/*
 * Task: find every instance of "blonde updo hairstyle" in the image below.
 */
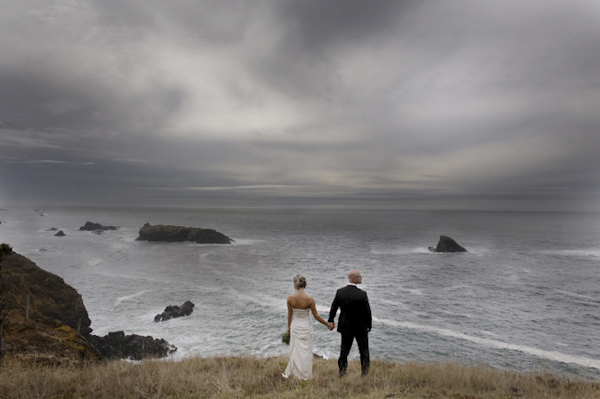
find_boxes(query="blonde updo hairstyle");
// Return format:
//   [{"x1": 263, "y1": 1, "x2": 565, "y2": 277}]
[{"x1": 293, "y1": 274, "x2": 307, "y2": 289}]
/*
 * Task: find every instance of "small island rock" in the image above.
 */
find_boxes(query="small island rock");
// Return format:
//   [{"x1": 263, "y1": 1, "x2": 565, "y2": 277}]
[
  {"x1": 155, "y1": 301, "x2": 195, "y2": 322},
  {"x1": 79, "y1": 221, "x2": 118, "y2": 232},
  {"x1": 137, "y1": 223, "x2": 233, "y2": 244},
  {"x1": 55, "y1": 230, "x2": 66, "y2": 237},
  {"x1": 428, "y1": 235, "x2": 467, "y2": 253}
]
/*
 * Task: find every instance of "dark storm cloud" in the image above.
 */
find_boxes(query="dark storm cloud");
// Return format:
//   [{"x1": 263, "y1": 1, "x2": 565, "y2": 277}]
[
  {"x1": 278, "y1": 0, "x2": 414, "y2": 47},
  {"x1": 1, "y1": 0, "x2": 599, "y2": 210},
  {"x1": 0, "y1": 62, "x2": 185, "y2": 133}
]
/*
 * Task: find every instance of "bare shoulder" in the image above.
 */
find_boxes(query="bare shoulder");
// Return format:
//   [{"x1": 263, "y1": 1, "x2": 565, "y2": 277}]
[{"x1": 288, "y1": 293, "x2": 302, "y2": 307}]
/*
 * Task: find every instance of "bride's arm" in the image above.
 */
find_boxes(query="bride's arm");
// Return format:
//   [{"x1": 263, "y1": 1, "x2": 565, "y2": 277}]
[
  {"x1": 287, "y1": 299, "x2": 293, "y2": 333},
  {"x1": 310, "y1": 299, "x2": 329, "y2": 327}
]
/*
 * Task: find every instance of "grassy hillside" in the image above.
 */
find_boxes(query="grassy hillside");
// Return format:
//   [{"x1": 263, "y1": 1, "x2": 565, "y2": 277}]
[{"x1": 1, "y1": 356, "x2": 598, "y2": 398}]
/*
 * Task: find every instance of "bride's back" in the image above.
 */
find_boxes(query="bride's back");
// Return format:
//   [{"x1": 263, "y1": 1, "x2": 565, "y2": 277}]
[{"x1": 288, "y1": 291, "x2": 313, "y2": 310}]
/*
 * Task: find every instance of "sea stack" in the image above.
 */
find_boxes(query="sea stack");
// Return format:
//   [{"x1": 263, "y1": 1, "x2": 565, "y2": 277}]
[{"x1": 428, "y1": 235, "x2": 467, "y2": 253}]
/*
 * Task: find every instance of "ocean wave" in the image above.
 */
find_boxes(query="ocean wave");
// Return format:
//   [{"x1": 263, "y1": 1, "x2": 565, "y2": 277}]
[
  {"x1": 87, "y1": 258, "x2": 105, "y2": 267},
  {"x1": 230, "y1": 239, "x2": 265, "y2": 245},
  {"x1": 554, "y1": 290, "x2": 600, "y2": 305},
  {"x1": 370, "y1": 246, "x2": 490, "y2": 256},
  {"x1": 375, "y1": 317, "x2": 600, "y2": 370},
  {"x1": 370, "y1": 247, "x2": 431, "y2": 255},
  {"x1": 402, "y1": 288, "x2": 424, "y2": 296},
  {"x1": 114, "y1": 290, "x2": 150, "y2": 307},
  {"x1": 540, "y1": 249, "x2": 600, "y2": 259}
]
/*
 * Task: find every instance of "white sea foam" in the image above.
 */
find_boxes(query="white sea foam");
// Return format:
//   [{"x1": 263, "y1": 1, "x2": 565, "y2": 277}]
[
  {"x1": 114, "y1": 290, "x2": 150, "y2": 307},
  {"x1": 87, "y1": 257, "x2": 105, "y2": 266},
  {"x1": 370, "y1": 247, "x2": 430, "y2": 255},
  {"x1": 463, "y1": 247, "x2": 490, "y2": 256},
  {"x1": 401, "y1": 288, "x2": 424, "y2": 296},
  {"x1": 438, "y1": 310, "x2": 471, "y2": 318},
  {"x1": 110, "y1": 242, "x2": 131, "y2": 251},
  {"x1": 375, "y1": 317, "x2": 600, "y2": 370},
  {"x1": 231, "y1": 289, "x2": 287, "y2": 311},
  {"x1": 231, "y1": 239, "x2": 264, "y2": 245},
  {"x1": 443, "y1": 284, "x2": 470, "y2": 292},
  {"x1": 555, "y1": 290, "x2": 599, "y2": 302},
  {"x1": 541, "y1": 249, "x2": 600, "y2": 259}
]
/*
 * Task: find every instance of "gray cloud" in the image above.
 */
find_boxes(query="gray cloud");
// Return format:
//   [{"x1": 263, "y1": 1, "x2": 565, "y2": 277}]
[{"x1": 1, "y1": 0, "x2": 599, "y2": 210}]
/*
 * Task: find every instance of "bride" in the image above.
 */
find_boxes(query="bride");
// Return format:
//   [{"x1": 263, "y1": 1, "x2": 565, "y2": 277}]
[{"x1": 283, "y1": 274, "x2": 331, "y2": 379}]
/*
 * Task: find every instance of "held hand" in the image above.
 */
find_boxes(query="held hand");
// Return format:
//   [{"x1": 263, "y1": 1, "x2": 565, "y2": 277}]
[{"x1": 327, "y1": 322, "x2": 335, "y2": 331}]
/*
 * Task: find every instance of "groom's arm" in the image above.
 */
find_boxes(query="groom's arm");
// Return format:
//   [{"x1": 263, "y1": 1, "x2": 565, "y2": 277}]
[
  {"x1": 364, "y1": 293, "x2": 372, "y2": 332},
  {"x1": 328, "y1": 290, "x2": 340, "y2": 323}
]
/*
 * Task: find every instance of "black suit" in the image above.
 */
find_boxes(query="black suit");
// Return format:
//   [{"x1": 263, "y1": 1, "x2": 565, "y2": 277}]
[{"x1": 328, "y1": 285, "x2": 372, "y2": 375}]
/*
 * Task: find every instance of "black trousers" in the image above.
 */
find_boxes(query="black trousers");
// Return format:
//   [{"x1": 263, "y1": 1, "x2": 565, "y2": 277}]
[{"x1": 338, "y1": 331, "x2": 369, "y2": 376}]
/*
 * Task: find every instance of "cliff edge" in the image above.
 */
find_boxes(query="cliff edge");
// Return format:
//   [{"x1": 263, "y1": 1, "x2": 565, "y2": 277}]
[{"x1": 0, "y1": 249, "x2": 100, "y2": 365}]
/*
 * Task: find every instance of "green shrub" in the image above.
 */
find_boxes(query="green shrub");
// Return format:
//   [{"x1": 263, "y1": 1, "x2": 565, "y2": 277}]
[
  {"x1": 0, "y1": 243, "x2": 12, "y2": 254},
  {"x1": 0, "y1": 244, "x2": 12, "y2": 262}
]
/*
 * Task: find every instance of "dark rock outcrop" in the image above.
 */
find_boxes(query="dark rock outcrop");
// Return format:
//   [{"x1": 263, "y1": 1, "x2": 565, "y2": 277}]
[
  {"x1": 0, "y1": 251, "x2": 100, "y2": 364},
  {"x1": 87, "y1": 331, "x2": 177, "y2": 360},
  {"x1": 55, "y1": 230, "x2": 66, "y2": 237},
  {"x1": 1, "y1": 251, "x2": 93, "y2": 336},
  {"x1": 154, "y1": 301, "x2": 195, "y2": 322},
  {"x1": 428, "y1": 235, "x2": 467, "y2": 253},
  {"x1": 137, "y1": 223, "x2": 233, "y2": 244},
  {"x1": 79, "y1": 222, "x2": 118, "y2": 232}
]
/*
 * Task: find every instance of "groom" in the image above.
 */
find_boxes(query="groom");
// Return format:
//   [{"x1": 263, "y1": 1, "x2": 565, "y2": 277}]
[{"x1": 328, "y1": 270, "x2": 372, "y2": 376}]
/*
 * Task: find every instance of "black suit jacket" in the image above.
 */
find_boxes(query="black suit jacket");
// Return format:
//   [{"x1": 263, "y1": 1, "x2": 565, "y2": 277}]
[{"x1": 328, "y1": 285, "x2": 372, "y2": 334}]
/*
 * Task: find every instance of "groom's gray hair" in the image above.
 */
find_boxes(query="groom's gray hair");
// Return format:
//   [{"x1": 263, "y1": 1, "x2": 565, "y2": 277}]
[{"x1": 293, "y1": 274, "x2": 307, "y2": 289}]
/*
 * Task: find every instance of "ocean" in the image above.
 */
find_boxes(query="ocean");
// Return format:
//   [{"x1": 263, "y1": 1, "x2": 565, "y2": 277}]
[{"x1": 1, "y1": 206, "x2": 599, "y2": 379}]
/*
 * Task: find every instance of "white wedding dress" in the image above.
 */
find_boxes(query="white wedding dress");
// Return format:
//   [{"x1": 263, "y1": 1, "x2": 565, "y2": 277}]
[{"x1": 283, "y1": 308, "x2": 313, "y2": 379}]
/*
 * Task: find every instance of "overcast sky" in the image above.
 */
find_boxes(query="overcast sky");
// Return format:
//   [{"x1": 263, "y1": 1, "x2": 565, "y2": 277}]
[{"x1": 1, "y1": 0, "x2": 599, "y2": 211}]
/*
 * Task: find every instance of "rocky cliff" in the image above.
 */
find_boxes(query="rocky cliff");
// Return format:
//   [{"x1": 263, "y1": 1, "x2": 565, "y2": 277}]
[{"x1": 0, "y1": 250, "x2": 100, "y2": 365}]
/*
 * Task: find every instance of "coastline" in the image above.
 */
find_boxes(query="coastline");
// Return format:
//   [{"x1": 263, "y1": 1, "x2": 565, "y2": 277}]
[{"x1": 2, "y1": 207, "x2": 599, "y2": 379}]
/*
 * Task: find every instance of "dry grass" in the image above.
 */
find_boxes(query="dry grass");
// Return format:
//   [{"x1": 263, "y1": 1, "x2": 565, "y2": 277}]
[{"x1": 0, "y1": 356, "x2": 599, "y2": 398}]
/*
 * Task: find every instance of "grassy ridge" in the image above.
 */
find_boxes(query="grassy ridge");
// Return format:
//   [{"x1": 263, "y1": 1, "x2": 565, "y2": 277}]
[{"x1": 0, "y1": 356, "x2": 598, "y2": 398}]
